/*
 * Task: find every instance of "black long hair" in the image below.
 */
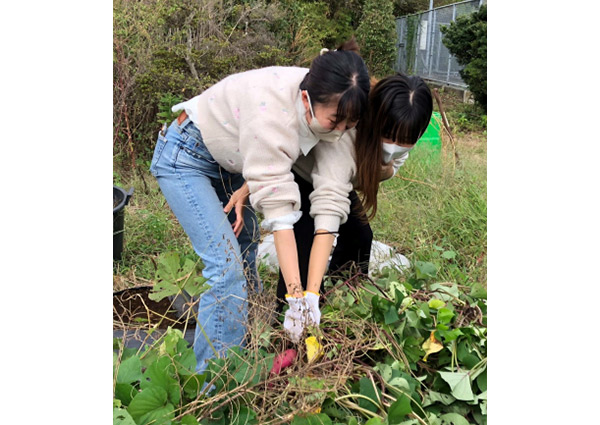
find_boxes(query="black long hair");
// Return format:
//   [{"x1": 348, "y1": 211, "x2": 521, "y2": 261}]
[
  {"x1": 355, "y1": 73, "x2": 433, "y2": 220},
  {"x1": 374, "y1": 75, "x2": 433, "y2": 145},
  {"x1": 299, "y1": 37, "x2": 370, "y2": 127}
]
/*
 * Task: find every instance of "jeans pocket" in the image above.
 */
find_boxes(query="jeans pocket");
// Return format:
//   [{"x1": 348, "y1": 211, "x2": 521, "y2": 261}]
[
  {"x1": 180, "y1": 145, "x2": 217, "y2": 164},
  {"x1": 178, "y1": 125, "x2": 217, "y2": 165},
  {"x1": 150, "y1": 132, "x2": 168, "y2": 176}
]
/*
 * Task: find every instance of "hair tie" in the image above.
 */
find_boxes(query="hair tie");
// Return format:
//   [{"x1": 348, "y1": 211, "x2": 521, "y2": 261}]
[{"x1": 320, "y1": 48, "x2": 329, "y2": 56}]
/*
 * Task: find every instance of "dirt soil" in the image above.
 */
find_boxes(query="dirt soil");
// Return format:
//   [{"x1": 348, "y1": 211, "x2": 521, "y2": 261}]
[{"x1": 113, "y1": 286, "x2": 188, "y2": 330}]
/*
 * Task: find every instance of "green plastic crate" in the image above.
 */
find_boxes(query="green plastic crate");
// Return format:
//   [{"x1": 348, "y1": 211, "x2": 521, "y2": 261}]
[{"x1": 412, "y1": 111, "x2": 442, "y2": 162}]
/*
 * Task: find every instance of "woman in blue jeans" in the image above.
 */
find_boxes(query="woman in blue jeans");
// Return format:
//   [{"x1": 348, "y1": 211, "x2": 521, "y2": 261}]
[{"x1": 150, "y1": 39, "x2": 370, "y2": 373}]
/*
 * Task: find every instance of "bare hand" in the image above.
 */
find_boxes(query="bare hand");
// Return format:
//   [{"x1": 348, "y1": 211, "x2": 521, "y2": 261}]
[
  {"x1": 380, "y1": 161, "x2": 395, "y2": 181},
  {"x1": 223, "y1": 182, "x2": 250, "y2": 238}
]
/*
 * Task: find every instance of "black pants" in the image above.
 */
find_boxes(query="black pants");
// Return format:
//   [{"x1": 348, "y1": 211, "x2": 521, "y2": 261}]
[{"x1": 275, "y1": 171, "x2": 373, "y2": 311}]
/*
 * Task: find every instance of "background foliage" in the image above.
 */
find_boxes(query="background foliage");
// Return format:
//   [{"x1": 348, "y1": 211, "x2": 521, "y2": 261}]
[
  {"x1": 114, "y1": 0, "x2": 485, "y2": 172},
  {"x1": 114, "y1": 0, "x2": 373, "y2": 172},
  {"x1": 440, "y1": 5, "x2": 487, "y2": 111}
]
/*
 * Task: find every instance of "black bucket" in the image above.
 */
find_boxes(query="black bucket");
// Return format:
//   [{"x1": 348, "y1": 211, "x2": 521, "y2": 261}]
[{"x1": 113, "y1": 185, "x2": 134, "y2": 261}]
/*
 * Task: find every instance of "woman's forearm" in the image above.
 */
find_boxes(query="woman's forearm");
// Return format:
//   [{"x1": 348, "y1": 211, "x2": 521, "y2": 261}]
[
  {"x1": 306, "y1": 230, "x2": 336, "y2": 293},
  {"x1": 273, "y1": 229, "x2": 304, "y2": 297}
]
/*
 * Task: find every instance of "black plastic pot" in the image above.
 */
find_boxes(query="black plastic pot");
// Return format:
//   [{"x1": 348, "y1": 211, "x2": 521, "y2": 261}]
[{"x1": 113, "y1": 185, "x2": 134, "y2": 261}]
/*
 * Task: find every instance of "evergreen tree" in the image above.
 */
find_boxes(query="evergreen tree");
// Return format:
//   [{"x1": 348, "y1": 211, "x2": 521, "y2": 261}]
[{"x1": 441, "y1": 5, "x2": 487, "y2": 111}]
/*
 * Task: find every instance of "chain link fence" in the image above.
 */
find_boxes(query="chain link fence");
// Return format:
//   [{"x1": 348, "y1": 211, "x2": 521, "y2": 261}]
[{"x1": 395, "y1": 0, "x2": 486, "y2": 88}]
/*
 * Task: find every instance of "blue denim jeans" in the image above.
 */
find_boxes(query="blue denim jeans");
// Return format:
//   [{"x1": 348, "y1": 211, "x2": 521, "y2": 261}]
[{"x1": 150, "y1": 117, "x2": 260, "y2": 373}]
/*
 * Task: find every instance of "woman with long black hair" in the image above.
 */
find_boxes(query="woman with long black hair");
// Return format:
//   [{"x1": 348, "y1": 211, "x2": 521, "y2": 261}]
[{"x1": 274, "y1": 73, "x2": 434, "y2": 308}]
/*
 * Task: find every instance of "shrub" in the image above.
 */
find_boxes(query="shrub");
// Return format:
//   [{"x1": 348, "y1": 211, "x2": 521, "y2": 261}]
[{"x1": 440, "y1": 5, "x2": 487, "y2": 111}]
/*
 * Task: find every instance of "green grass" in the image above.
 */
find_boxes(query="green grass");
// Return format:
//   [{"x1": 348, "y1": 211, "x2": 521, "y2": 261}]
[{"x1": 374, "y1": 139, "x2": 487, "y2": 286}]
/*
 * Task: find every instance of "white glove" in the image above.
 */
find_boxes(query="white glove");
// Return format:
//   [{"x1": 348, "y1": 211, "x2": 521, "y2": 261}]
[
  {"x1": 303, "y1": 291, "x2": 321, "y2": 324},
  {"x1": 283, "y1": 292, "x2": 321, "y2": 343}
]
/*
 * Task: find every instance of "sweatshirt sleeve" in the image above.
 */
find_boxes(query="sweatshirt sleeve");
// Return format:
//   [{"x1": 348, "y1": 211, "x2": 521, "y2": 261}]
[
  {"x1": 307, "y1": 133, "x2": 356, "y2": 232},
  {"x1": 380, "y1": 152, "x2": 410, "y2": 182},
  {"x1": 391, "y1": 152, "x2": 409, "y2": 176},
  {"x1": 239, "y1": 110, "x2": 302, "y2": 221}
]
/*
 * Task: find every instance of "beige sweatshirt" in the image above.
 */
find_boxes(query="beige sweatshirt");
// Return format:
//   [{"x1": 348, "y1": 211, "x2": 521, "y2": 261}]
[{"x1": 173, "y1": 66, "x2": 356, "y2": 232}]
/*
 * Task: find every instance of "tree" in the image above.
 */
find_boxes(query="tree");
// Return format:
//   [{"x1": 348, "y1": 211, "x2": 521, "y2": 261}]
[
  {"x1": 440, "y1": 5, "x2": 487, "y2": 111},
  {"x1": 356, "y1": 0, "x2": 397, "y2": 78}
]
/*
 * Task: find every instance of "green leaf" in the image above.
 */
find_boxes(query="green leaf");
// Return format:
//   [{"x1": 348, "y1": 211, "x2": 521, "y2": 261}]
[
  {"x1": 365, "y1": 418, "x2": 384, "y2": 425},
  {"x1": 114, "y1": 407, "x2": 137, "y2": 425},
  {"x1": 388, "y1": 377, "x2": 410, "y2": 391},
  {"x1": 418, "y1": 302, "x2": 430, "y2": 317},
  {"x1": 181, "y1": 372, "x2": 206, "y2": 400},
  {"x1": 230, "y1": 406, "x2": 258, "y2": 425},
  {"x1": 414, "y1": 261, "x2": 437, "y2": 280},
  {"x1": 384, "y1": 305, "x2": 400, "y2": 325},
  {"x1": 437, "y1": 308, "x2": 454, "y2": 325},
  {"x1": 387, "y1": 395, "x2": 412, "y2": 424},
  {"x1": 393, "y1": 287, "x2": 405, "y2": 307},
  {"x1": 182, "y1": 258, "x2": 208, "y2": 296},
  {"x1": 116, "y1": 355, "x2": 143, "y2": 384},
  {"x1": 457, "y1": 342, "x2": 481, "y2": 369},
  {"x1": 233, "y1": 361, "x2": 253, "y2": 385},
  {"x1": 151, "y1": 252, "x2": 207, "y2": 301},
  {"x1": 115, "y1": 383, "x2": 137, "y2": 406},
  {"x1": 128, "y1": 385, "x2": 175, "y2": 425},
  {"x1": 476, "y1": 372, "x2": 487, "y2": 392},
  {"x1": 206, "y1": 358, "x2": 227, "y2": 392},
  {"x1": 439, "y1": 328, "x2": 463, "y2": 342},
  {"x1": 438, "y1": 372, "x2": 474, "y2": 401},
  {"x1": 291, "y1": 413, "x2": 333, "y2": 425},
  {"x1": 161, "y1": 328, "x2": 184, "y2": 357},
  {"x1": 429, "y1": 283, "x2": 460, "y2": 302},
  {"x1": 439, "y1": 412, "x2": 470, "y2": 425},
  {"x1": 141, "y1": 356, "x2": 181, "y2": 405},
  {"x1": 469, "y1": 283, "x2": 487, "y2": 300},
  {"x1": 180, "y1": 415, "x2": 199, "y2": 425},
  {"x1": 442, "y1": 251, "x2": 456, "y2": 259},
  {"x1": 405, "y1": 310, "x2": 419, "y2": 327},
  {"x1": 199, "y1": 408, "x2": 226, "y2": 425},
  {"x1": 423, "y1": 390, "x2": 456, "y2": 407},
  {"x1": 358, "y1": 377, "x2": 381, "y2": 413},
  {"x1": 428, "y1": 299, "x2": 446, "y2": 309},
  {"x1": 174, "y1": 339, "x2": 198, "y2": 374},
  {"x1": 149, "y1": 280, "x2": 181, "y2": 301},
  {"x1": 377, "y1": 363, "x2": 393, "y2": 382}
]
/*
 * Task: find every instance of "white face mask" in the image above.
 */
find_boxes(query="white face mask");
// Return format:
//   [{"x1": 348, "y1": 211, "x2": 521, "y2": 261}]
[
  {"x1": 382, "y1": 142, "x2": 413, "y2": 164},
  {"x1": 304, "y1": 90, "x2": 345, "y2": 143}
]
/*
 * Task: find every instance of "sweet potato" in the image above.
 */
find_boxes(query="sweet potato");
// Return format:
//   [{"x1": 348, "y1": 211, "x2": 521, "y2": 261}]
[{"x1": 269, "y1": 348, "x2": 297, "y2": 375}]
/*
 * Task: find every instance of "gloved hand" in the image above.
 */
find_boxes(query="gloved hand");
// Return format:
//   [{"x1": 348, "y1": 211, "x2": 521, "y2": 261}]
[{"x1": 283, "y1": 291, "x2": 321, "y2": 343}]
